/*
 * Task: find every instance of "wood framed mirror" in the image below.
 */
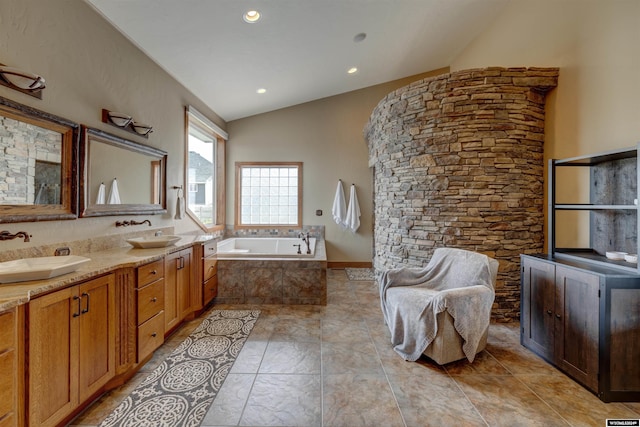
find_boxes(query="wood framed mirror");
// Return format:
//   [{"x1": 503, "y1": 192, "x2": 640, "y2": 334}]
[
  {"x1": 79, "y1": 126, "x2": 167, "y2": 217},
  {"x1": 0, "y1": 95, "x2": 79, "y2": 223}
]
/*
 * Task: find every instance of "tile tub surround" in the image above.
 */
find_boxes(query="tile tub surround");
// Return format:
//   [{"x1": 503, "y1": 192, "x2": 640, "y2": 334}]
[
  {"x1": 364, "y1": 67, "x2": 559, "y2": 322},
  {"x1": 217, "y1": 239, "x2": 327, "y2": 305}
]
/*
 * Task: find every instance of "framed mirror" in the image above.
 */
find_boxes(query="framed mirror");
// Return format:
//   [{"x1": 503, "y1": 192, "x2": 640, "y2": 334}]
[
  {"x1": 0, "y1": 95, "x2": 79, "y2": 223},
  {"x1": 80, "y1": 126, "x2": 167, "y2": 217}
]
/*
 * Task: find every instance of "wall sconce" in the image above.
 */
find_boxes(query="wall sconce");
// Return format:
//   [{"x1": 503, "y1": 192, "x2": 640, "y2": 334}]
[
  {"x1": 0, "y1": 64, "x2": 46, "y2": 99},
  {"x1": 106, "y1": 111, "x2": 132, "y2": 127},
  {"x1": 131, "y1": 121, "x2": 153, "y2": 136},
  {"x1": 102, "y1": 109, "x2": 153, "y2": 138}
]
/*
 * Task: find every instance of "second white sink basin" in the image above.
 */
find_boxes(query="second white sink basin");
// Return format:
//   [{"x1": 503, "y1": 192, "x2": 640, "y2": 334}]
[
  {"x1": 0, "y1": 255, "x2": 91, "y2": 284},
  {"x1": 126, "y1": 235, "x2": 181, "y2": 249}
]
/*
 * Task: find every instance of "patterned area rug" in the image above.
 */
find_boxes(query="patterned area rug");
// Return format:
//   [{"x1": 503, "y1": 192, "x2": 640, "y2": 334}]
[
  {"x1": 99, "y1": 309, "x2": 259, "y2": 427},
  {"x1": 345, "y1": 267, "x2": 375, "y2": 281}
]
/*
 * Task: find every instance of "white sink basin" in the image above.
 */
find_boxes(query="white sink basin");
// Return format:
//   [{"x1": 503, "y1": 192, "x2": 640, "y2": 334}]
[
  {"x1": 0, "y1": 255, "x2": 91, "y2": 284},
  {"x1": 126, "y1": 235, "x2": 181, "y2": 249}
]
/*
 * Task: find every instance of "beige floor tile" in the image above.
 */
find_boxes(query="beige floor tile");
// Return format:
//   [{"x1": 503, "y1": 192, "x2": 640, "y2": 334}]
[
  {"x1": 388, "y1": 373, "x2": 487, "y2": 427},
  {"x1": 259, "y1": 340, "x2": 321, "y2": 374},
  {"x1": 322, "y1": 340, "x2": 385, "y2": 375},
  {"x1": 323, "y1": 373, "x2": 405, "y2": 427},
  {"x1": 453, "y1": 375, "x2": 570, "y2": 426},
  {"x1": 240, "y1": 374, "x2": 321, "y2": 426},
  {"x1": 518, "y1": 373, "x2": 640, "y2": 426}
]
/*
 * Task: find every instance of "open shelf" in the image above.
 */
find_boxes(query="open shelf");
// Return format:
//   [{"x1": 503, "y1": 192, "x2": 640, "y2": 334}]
[{"x1": 549, "y1": 144, "x2": 640, "y2": 274}]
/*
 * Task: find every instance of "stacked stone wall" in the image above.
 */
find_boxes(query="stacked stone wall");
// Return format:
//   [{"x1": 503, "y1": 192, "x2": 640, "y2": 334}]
[{"x1": 364, "y1": 67, "x2": 559, "y2": 321}]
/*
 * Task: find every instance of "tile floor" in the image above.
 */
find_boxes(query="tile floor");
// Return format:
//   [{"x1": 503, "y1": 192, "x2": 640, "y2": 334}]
[{"x1": 71, "y1": 269, "x2": 640, "y2": 427}]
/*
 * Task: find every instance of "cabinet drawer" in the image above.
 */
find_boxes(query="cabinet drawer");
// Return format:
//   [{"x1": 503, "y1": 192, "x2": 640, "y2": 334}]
[
  {"x1": 137, "y1": 259, "x2": 164, "y2": 288},
  {"x1": 137, "y1": 278, "x2": 165, "y2": 325},
  {"x1": 0, "y1": 349, "x2": 15, "y2": 422},
  {"x1": 203, "y1": 257, "x2": 217, "y2": 281},
  {"x1": 0, "y1": 310, "x2": 15, "y2": 352},
  {"x1": 138, "y1": 311, "x2": 165, "y2": 362},
  {"x1": 203, "y1": 275, "x2": 218, "y2": 306},
  {"x1": 203, "y1": 240, "x2": 217, "y2": 256}
]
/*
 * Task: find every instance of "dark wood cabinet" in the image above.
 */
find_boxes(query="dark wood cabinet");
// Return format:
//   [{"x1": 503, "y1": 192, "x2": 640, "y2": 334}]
[{"x1": 521, "y1": 254, "x2": 640, "y2": 402}]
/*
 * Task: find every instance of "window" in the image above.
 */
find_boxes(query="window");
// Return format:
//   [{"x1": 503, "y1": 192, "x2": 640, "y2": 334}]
[
  {"x1": 185, "y1": 106, "x2": 227, "y2": 231},
  {"x1": 235, "y1": 162, "x2": 302, "y2": 228}
]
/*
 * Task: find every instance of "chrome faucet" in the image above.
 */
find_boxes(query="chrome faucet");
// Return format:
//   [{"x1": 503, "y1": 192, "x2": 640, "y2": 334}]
[
  {"x1": 0, "y1": 230, "x2": 31, "y2": 242},
  {"x1": 298, "y1": 232, "x2": 311, "y2": 254}
]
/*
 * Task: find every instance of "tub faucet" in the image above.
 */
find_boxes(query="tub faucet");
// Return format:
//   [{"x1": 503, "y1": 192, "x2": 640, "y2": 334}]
[
  {"x1": 298, "y1": 232, "x2": 311, "y2": 254},
  {"x1": 0, "y1": 230, "x2": 31, "y2": 242}
]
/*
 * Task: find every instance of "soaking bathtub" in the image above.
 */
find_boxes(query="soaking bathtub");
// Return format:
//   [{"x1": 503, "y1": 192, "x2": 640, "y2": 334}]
[
  {"x1": 217, "y1": 237, "x2": 317, "y2": 258},
  {"x1": 216, "y1": 236, "x2": 327, "y2": 305}
]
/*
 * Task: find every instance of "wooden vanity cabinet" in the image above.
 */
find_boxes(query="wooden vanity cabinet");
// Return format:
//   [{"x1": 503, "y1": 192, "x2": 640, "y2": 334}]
[
  {"x1": 0, "y1": 307, "x2": 22, "y2": 427},
  {"x1": 193, "y1": 240, "x2": 218, "y2": 311},
  {"x1": 521, "y1": 254, "x2": 640, "y2": 402},
  {"x1": 27, "y1": 273, "x2": 116, "y2": 427},
  {"x1": 164, "y1": 248, "x2": 193, "y2": 333},
  {"x1": 136, "y1": 259, "x2": 165, "y2": 362}
]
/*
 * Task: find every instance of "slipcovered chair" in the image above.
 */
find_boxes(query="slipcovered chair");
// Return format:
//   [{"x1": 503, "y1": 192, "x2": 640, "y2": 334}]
[{"x1": 379, "y1": 247, "x2": 499, "y2": 364}]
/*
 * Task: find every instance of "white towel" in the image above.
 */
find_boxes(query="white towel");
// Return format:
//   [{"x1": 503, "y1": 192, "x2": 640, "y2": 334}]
[
  {"x1": 332, "y1": 180, "x2": 347, "y2": 229},
  {"x1": 108, "y1": 178, "x2": 121, "y2": 204},
  {"x1": 174, "y1": 188, "x2": 185, "y2": 219},
  {"x1": 96, "y1": 182, "x2": 106, "y2": 204},
  {"x1": 346, "y1": 184, "x2": 361, "y2": 233}
]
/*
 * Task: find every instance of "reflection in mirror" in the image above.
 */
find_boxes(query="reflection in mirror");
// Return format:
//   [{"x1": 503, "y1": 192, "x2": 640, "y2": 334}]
[
  {"x1": 80, "y1": 126, "x2": 167, "y2": 217},
  {"x1": 0, "y1": 95, "x2": 78, "y2": 222}
]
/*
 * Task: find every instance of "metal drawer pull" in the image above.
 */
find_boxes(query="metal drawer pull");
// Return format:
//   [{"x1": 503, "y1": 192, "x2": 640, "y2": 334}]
[
  {"x1": 151, "y1": 269, "x2": 157, "y2": 275},
  {"x1": 546, "y1": 310, "x2": 552, "y2": 315},
  {"x1": 151, "y1": 332, "x2": 157, "y2": 338},
  {"x1": 72, "y1": 295, "x2": 81, "y2": 317},
  {"x1": 81, "y1": 292, "x2": 90, "y2": 314},
  {"x1": 151, "y1": 297, "x2": 157, "y2": 303}
]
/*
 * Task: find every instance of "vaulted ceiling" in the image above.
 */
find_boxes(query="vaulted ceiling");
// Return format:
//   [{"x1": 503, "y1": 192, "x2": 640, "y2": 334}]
[{"x1": 86, "y1": 0, "x2": 510, "y2": 121}]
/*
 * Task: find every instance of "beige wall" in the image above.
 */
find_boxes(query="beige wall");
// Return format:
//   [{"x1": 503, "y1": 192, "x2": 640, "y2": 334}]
[
  {"x1": 0, "y1": 0, "x2": 225, "y2": 251},
  {"x1": 227, "y1": 68, "x2": 447, "y2": 263},
  {"x1": 451, "y1": 0, "x2": 640, "y2": 250}
]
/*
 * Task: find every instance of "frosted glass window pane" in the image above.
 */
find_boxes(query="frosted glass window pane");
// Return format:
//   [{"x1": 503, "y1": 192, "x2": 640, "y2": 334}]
[{"x1": 238, "y1": 164, "x2": 301, "y2": 225}]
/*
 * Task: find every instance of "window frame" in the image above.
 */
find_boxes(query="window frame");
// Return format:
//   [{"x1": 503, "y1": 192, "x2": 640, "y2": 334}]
[
  {"x1": 185, "y1": 106, "x2": 227, "y2": 232},
  {"x1": 234, "y1": 161, "x2": 303, "y2": 229}
]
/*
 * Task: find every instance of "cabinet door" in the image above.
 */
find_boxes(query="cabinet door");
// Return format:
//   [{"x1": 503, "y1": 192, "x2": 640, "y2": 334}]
[
  {"x1": 28, "y1": 287, "x2": 79, "y2": 427},
  {"x1": 164, "y1": 251, "x2": 179, "y2": 332},
  {"x1": 77, "y1": 274, "x2": 116, "y2": 402},
  {"x1": 0, "y1": 309, "x2": 18, "y2": 427},
  {"x1": 178, "y1": 248, "x2": 192, "y2": 321},
  {"x1": 554, "y1": 265, "x2": 600, "y2": 392},
  {"x1": 521, "y1": 257, "x2": 556, "y2": 361}
]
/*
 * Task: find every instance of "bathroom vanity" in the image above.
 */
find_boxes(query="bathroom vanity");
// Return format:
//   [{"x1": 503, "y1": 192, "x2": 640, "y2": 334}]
[{"x1": 0, "y1": 235, "x2": 218, "y2": 427}]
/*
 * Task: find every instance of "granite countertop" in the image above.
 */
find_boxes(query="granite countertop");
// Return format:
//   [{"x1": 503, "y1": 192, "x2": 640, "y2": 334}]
[{"x1": 0, "y1": 234, "x2": 215, "y2": 312}]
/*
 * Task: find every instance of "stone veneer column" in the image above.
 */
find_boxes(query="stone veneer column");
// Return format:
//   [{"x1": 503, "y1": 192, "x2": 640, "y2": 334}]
[{"x1": 364, "y1": 67, "x2": 558, "y2": 321}]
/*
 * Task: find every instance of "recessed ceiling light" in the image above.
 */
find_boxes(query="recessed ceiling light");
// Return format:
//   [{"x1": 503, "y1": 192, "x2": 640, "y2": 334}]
[
  {"x1": 243, "y1": 10, "x2": 261, "y2": 23},
  {"x1": 256, "y1": 88, "x2": 267, "y2": 94},
  {"x1": 347, "y1": 67, "x2": 358, "y2": 74}
]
